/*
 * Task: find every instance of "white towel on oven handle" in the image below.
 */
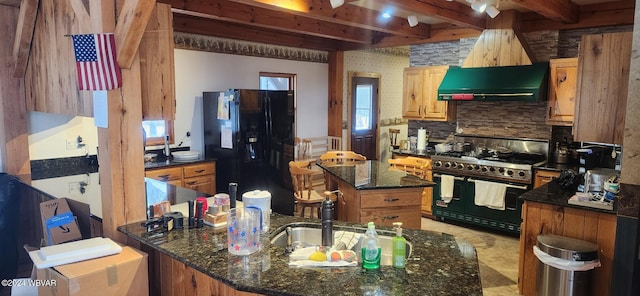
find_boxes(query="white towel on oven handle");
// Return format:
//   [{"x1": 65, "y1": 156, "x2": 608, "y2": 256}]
[
  {"x1": 474, "y1": 179, "x2": 507, "y2": 210},
  {"x1": 440, "y1": 174, "x2": 455, "y2": 203}
]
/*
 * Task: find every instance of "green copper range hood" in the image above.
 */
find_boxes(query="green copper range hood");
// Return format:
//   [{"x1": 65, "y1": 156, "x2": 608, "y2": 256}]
[{"x1": 438, "y1": 62, "x2": 549, "y2": 102}]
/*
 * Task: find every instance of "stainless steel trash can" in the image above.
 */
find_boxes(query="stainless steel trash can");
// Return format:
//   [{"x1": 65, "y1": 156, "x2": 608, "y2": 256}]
[{"x1": 535, "y1": 234, "x2": 600, "y2": 296}]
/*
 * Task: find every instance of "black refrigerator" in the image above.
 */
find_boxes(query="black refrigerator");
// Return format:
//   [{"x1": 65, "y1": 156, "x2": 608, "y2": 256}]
[{"x1": 202, "y1": 89, "x2": 295, "y2": 198}]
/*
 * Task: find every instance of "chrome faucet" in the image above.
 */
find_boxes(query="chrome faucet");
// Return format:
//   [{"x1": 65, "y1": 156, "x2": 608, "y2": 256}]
[{"x1": 322, "y1": 190, "x2": 342, "y2": 247}]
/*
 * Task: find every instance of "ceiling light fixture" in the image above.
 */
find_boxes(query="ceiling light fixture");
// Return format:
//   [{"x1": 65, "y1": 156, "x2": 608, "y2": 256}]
[
  {"x1": 486, "y1": 5, "x2": 500, "y2": 18},
  {"x1": 471, "y1": 1, "x2": 487, "y2": 13},
  {"x1": 407, "y1": 15, "x2": 418, "y2": 27},
  {"x1": 330, "y1": 0, "x2": 344, "y2": 9}
]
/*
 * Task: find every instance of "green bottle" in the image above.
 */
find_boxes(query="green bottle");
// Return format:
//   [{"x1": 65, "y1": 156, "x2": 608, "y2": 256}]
[
  {"x1": 362, "y1": 222, "x2": 381, "y2": 270},
  {"x1": 392, "y1": 222, "x2": 406, "y2": 269}
]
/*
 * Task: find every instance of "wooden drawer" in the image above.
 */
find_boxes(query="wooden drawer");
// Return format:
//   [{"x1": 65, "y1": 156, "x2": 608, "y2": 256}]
[
  {"x1": 360, "y1": 207, "x2": 421, "y2": 229},
  {"x1": 183, "y1": 162, "x2": 215, "y2": 178},
  {"x1": 184, "y1": 175, "x2": 215, "y2": 195},
  {"x1": 360, "y1": 190, "x2": 421, "y2": 209},
  {"x1": 146, "y1": 167, "x2": 182, "y2": 181}
]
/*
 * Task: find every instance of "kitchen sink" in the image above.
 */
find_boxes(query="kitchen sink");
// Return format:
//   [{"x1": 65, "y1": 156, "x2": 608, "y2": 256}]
[{"x1": 270, "y1": 222, "x2": 412, "y2": 266}]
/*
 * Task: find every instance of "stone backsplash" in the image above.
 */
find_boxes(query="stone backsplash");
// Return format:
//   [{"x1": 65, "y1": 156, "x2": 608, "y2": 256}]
[{"x1": 408, "y1": 25, "x2": 633, "y2": 141}]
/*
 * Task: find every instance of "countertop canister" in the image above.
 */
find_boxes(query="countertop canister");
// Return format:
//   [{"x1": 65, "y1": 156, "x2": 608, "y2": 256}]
[{"x1": 242, "y1": 190, "x2": 272, "y2": 233}]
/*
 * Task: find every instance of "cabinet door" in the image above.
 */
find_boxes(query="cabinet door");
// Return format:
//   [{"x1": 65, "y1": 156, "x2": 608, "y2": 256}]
[
  {"x1": 574, "y1": 32, "x2": 631, "y2": 144},
  {"x1": 533, "y1": 169, "x2": 560, "y2": 188},
  {"x1": 146, "y1": 167, "x2": 182, "y2": 182},
  {"x1": 423, "y1": 65, "x2": 454, "y2": 121},
  {"x1": 421, "y1": 187, "x2": 433, "y2": 217},
  {"x1": 402, "y1": 68, "x2": 424, "y2": 119},
  {"x1": 184, "y1": 176, "x2": 215, "y2": 195},
  {"x1": 547, "y1": 58, "x2": 577, "y2": 126}
]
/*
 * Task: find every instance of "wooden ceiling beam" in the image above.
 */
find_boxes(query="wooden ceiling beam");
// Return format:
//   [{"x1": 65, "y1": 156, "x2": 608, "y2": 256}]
[
  {"x1": 173, "y1": 13, "x2": 356, "y2": 51},
  {"x1": 382, "y1": 0, "x2": 486, "y2": 30},
  {"x1": 226, "y1": 0, "x2": 433, "y2": 39},
  {"x1": 373, "y1": 24, "x2": 481, "y2": 48},
  {"x1": 510, "y1": 0, "x2": 578, "y2": 23},
  {"x1": 520, "y1": 0, "x2": 634, "y2": 32},
  {"x1": 165, "y1": 0, "x2": 376, "y2": 44},
  {"x1": 114, "y1": 0, "x2": 156, "y2": 68},
  {"x1": 12, "y1": 0, "x2": 38, "y2": 78}
]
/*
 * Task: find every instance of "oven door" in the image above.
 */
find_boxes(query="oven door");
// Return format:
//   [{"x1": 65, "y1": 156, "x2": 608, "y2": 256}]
[
  {"x1": 467, "y1": 177, "x2": 529, "y2": 229},
  {"x1": 432, "y1": 173, "x2": 467, "y2": 215}
]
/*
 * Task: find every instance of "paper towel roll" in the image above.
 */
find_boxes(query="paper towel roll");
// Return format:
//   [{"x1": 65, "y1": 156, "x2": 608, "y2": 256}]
[{"x1": 417, "y1": 128, "x2": 427, "y2": 151}]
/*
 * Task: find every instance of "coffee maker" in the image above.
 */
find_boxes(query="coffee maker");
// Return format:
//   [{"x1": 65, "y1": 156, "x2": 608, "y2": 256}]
[{"x1": 575, "y1": 145, "x2": 618, "y2": 173}]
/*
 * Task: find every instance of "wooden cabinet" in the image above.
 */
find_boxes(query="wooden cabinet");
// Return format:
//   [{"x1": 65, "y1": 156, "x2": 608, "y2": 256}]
[
  {"x1": 533, "y1": 169, "x2": 560, "y2": 188},
  {"x1": 573, "y1": 32, "x2": 632, "y2": 144},
  {"x1": 402, "y1": 66, "x2": 455, "y2": 121},
  {"x1": 546, "y1": 58, "x2": 578, "y2": 126},
  {"x1": 390, "y1": 153, "x2": 434, "y2": 218},
  {"x1": 325, "y1": 173, "x2": 422, "y2": 229},
  {"x1": 146, "y1": 161, "x2": 216, "y2": 195},
  {"x1": 518, "y1": 201, "x2": 616, "y2": 296},
  {"x1": 140, "y1": 3, "x2": 175, "y2": 120}
]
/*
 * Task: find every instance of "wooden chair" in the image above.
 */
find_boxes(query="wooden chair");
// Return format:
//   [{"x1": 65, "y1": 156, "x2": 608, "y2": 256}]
[
  {"x1": 389, "y1": 128, "x2": 400, "y2": 149},
  {"x1": 319, "y1": 151, "x2": 366, "y2": 163},
  {"x1": 289, "y1": 160, "x2": 327, "y2": 218},
  {"x1": 388, "y1": 157, "x2": 431, "y2": 179}
]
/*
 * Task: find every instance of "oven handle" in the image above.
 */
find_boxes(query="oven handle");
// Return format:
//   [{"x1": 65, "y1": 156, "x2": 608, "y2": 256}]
[
  {"x1": 467, "y1": 178, "x2": 529, "y2": 190},
  {"x1": 433, "y1": 173, "x2": 465, "y2": 181}
]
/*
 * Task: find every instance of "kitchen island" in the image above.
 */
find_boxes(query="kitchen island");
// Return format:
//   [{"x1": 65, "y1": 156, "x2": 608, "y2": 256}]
[
  {"x1": 118, "y1": 212, "x2": 482, "y2": 296},
  {"x1": 317, "y1": 160, "x2": 435, "y2": 229},
  {"x1": 518, "y1": 182, "x2": 617, "y2": 296}
]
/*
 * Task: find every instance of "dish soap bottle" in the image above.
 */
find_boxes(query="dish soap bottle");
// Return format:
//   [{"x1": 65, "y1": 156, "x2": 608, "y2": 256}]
[
  {"x1": 392, "y1": 222, "x2": 406, "y2": 269},
  {"x1": 362, "y1": 222, "x2": 381, "y2": 270}
]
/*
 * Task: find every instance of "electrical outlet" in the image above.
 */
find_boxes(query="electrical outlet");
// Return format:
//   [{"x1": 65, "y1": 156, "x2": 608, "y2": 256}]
[{"x1": 66, "y1": 138, "x2": 76, "y2": 150}]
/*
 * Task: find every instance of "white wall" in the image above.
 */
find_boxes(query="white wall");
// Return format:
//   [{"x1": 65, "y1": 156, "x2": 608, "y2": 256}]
[
  {"x1": 25, "y1": 49, "x2": 328, "y2": 161},
  {"x1": 29, "y1": 112, "x2": 99, "y2": 160}
]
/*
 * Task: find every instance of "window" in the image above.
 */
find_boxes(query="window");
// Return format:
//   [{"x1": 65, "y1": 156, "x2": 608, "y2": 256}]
[
  {"x1": 354, "y1": 84, "x2": 373, "y2": 131},
  {"x1": 259, "y1": 72, "x2": 296, "y2": 91},
  {"x1": 143, "y1": 120, "x2": 174, "y2": 146}
]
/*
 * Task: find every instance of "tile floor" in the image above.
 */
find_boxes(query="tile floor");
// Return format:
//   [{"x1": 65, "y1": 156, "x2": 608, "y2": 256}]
[{"x1": 421, "y1": 218, "x2": 521, "y2": 296}]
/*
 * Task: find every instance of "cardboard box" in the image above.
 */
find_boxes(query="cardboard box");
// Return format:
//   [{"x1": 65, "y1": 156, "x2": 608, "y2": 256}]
[
  {"x1": 37, "y1": 246, "x2": 149, "y2": 296},
  {"x1": 40, "y1": 198, "x2": 83, "y2": 245}
]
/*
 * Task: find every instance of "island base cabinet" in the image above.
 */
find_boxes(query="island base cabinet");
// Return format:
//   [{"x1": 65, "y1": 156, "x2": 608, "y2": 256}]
[
  {"x1": 325, "y1": 173, "x2": 422, "y2": 229},
  {"x1": 518, "y1": 201, "x2": 616, "y2": 296},
  {"x1": 152, "y1": 251, "x2": 262, "y2": 296}
]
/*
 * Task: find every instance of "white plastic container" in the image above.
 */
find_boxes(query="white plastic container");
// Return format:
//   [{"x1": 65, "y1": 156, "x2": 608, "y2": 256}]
[{"x1": 242, "y1": 190, "x2": 272, "y2": 233}]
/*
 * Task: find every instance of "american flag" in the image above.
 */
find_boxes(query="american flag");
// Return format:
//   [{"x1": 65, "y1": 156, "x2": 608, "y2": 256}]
[{"x1": 71, "y1": 33, "x2": 122, "y2": 90}]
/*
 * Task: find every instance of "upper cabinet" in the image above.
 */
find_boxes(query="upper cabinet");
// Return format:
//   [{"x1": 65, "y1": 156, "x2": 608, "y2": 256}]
[
  {"x1": 140, "y1": 3, "x2": 176, "y2": 121},
  {"x1": 573, "y1": 32, "x2": 632, "y2": 145},
  {"x1": 546, "y1": 58, "x2": 578, "y2": 126},
  {"x1": 24, "y1": 2, "x2": 175, "y2": 120},
  {"x1": 402, "y1": 66, "x2": 455, "y2": 121}
]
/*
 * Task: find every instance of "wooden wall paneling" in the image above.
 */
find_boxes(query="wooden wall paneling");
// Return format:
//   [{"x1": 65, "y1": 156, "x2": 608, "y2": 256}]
[
  {"x1": 562, "y1": 207, "x2": 585, "y2": 238},
  {"x1": 593, "y1": 213, "x2": 617, "y2": 296},
  {"x1": 0, "y1": 5, "x2": 31, "y2": 179},
  {"x1": 114, "y1": 0, "x2": 156, "y2": 68},
  {"x1": 327, "y1": 51, "x2": 343, "y2": 138},
  {"x1": 139, "y1": 3, "x2": 175, "y2": 120},
  {"x1": 24, "y1": 0, "x2": 93, "y2": 116},
  {"x1": 519, "y1": 201, "x2": 540, "y2": 295}
]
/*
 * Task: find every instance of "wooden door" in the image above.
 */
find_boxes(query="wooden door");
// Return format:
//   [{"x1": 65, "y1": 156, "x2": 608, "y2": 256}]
[{"x1": 350, "y1": 76, "x2": 379, "y2": 160}]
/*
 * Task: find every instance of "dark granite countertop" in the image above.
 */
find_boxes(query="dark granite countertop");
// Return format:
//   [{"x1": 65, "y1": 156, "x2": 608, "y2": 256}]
[
  {"x1": 118, "y1": 213, "x2": 482, "y2": 296},
  {"x1": 533, "y1": 162, "x2": 580, "y2": 172},
  {"x1": 144, "y1": 157, "x2": 216, "y2": 170},
  {"x1": 519, "y1": 181, "x2": 617, "y2": 215},
  {"x1": 316, "y1": 160, "x2": 434, "y2": 190}
]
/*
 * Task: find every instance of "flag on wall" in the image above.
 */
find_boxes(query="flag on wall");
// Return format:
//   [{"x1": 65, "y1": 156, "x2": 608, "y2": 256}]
[{"x1": 71, "y1": 33, "x2": 122, "y2": 90}]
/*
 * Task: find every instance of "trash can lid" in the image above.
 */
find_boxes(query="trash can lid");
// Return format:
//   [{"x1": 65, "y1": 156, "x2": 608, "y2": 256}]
[{"x1": 537, "y1": 234, "x2": 599, "y2": 261}]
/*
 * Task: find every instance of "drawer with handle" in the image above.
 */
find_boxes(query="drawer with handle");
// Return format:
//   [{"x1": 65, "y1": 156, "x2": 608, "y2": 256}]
[
  {"x1": 183, "y1": 162, "x2": 216, "y2": 178},
  {"x1": 360, "y1": 208, "x2": 421, "y2": 229},
  {"x1": 360, "y1": 189, "x2": 421, "y2": 209},
  {"x1": 145, "y1": 167, "x2": 182, "y2": 181}
]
